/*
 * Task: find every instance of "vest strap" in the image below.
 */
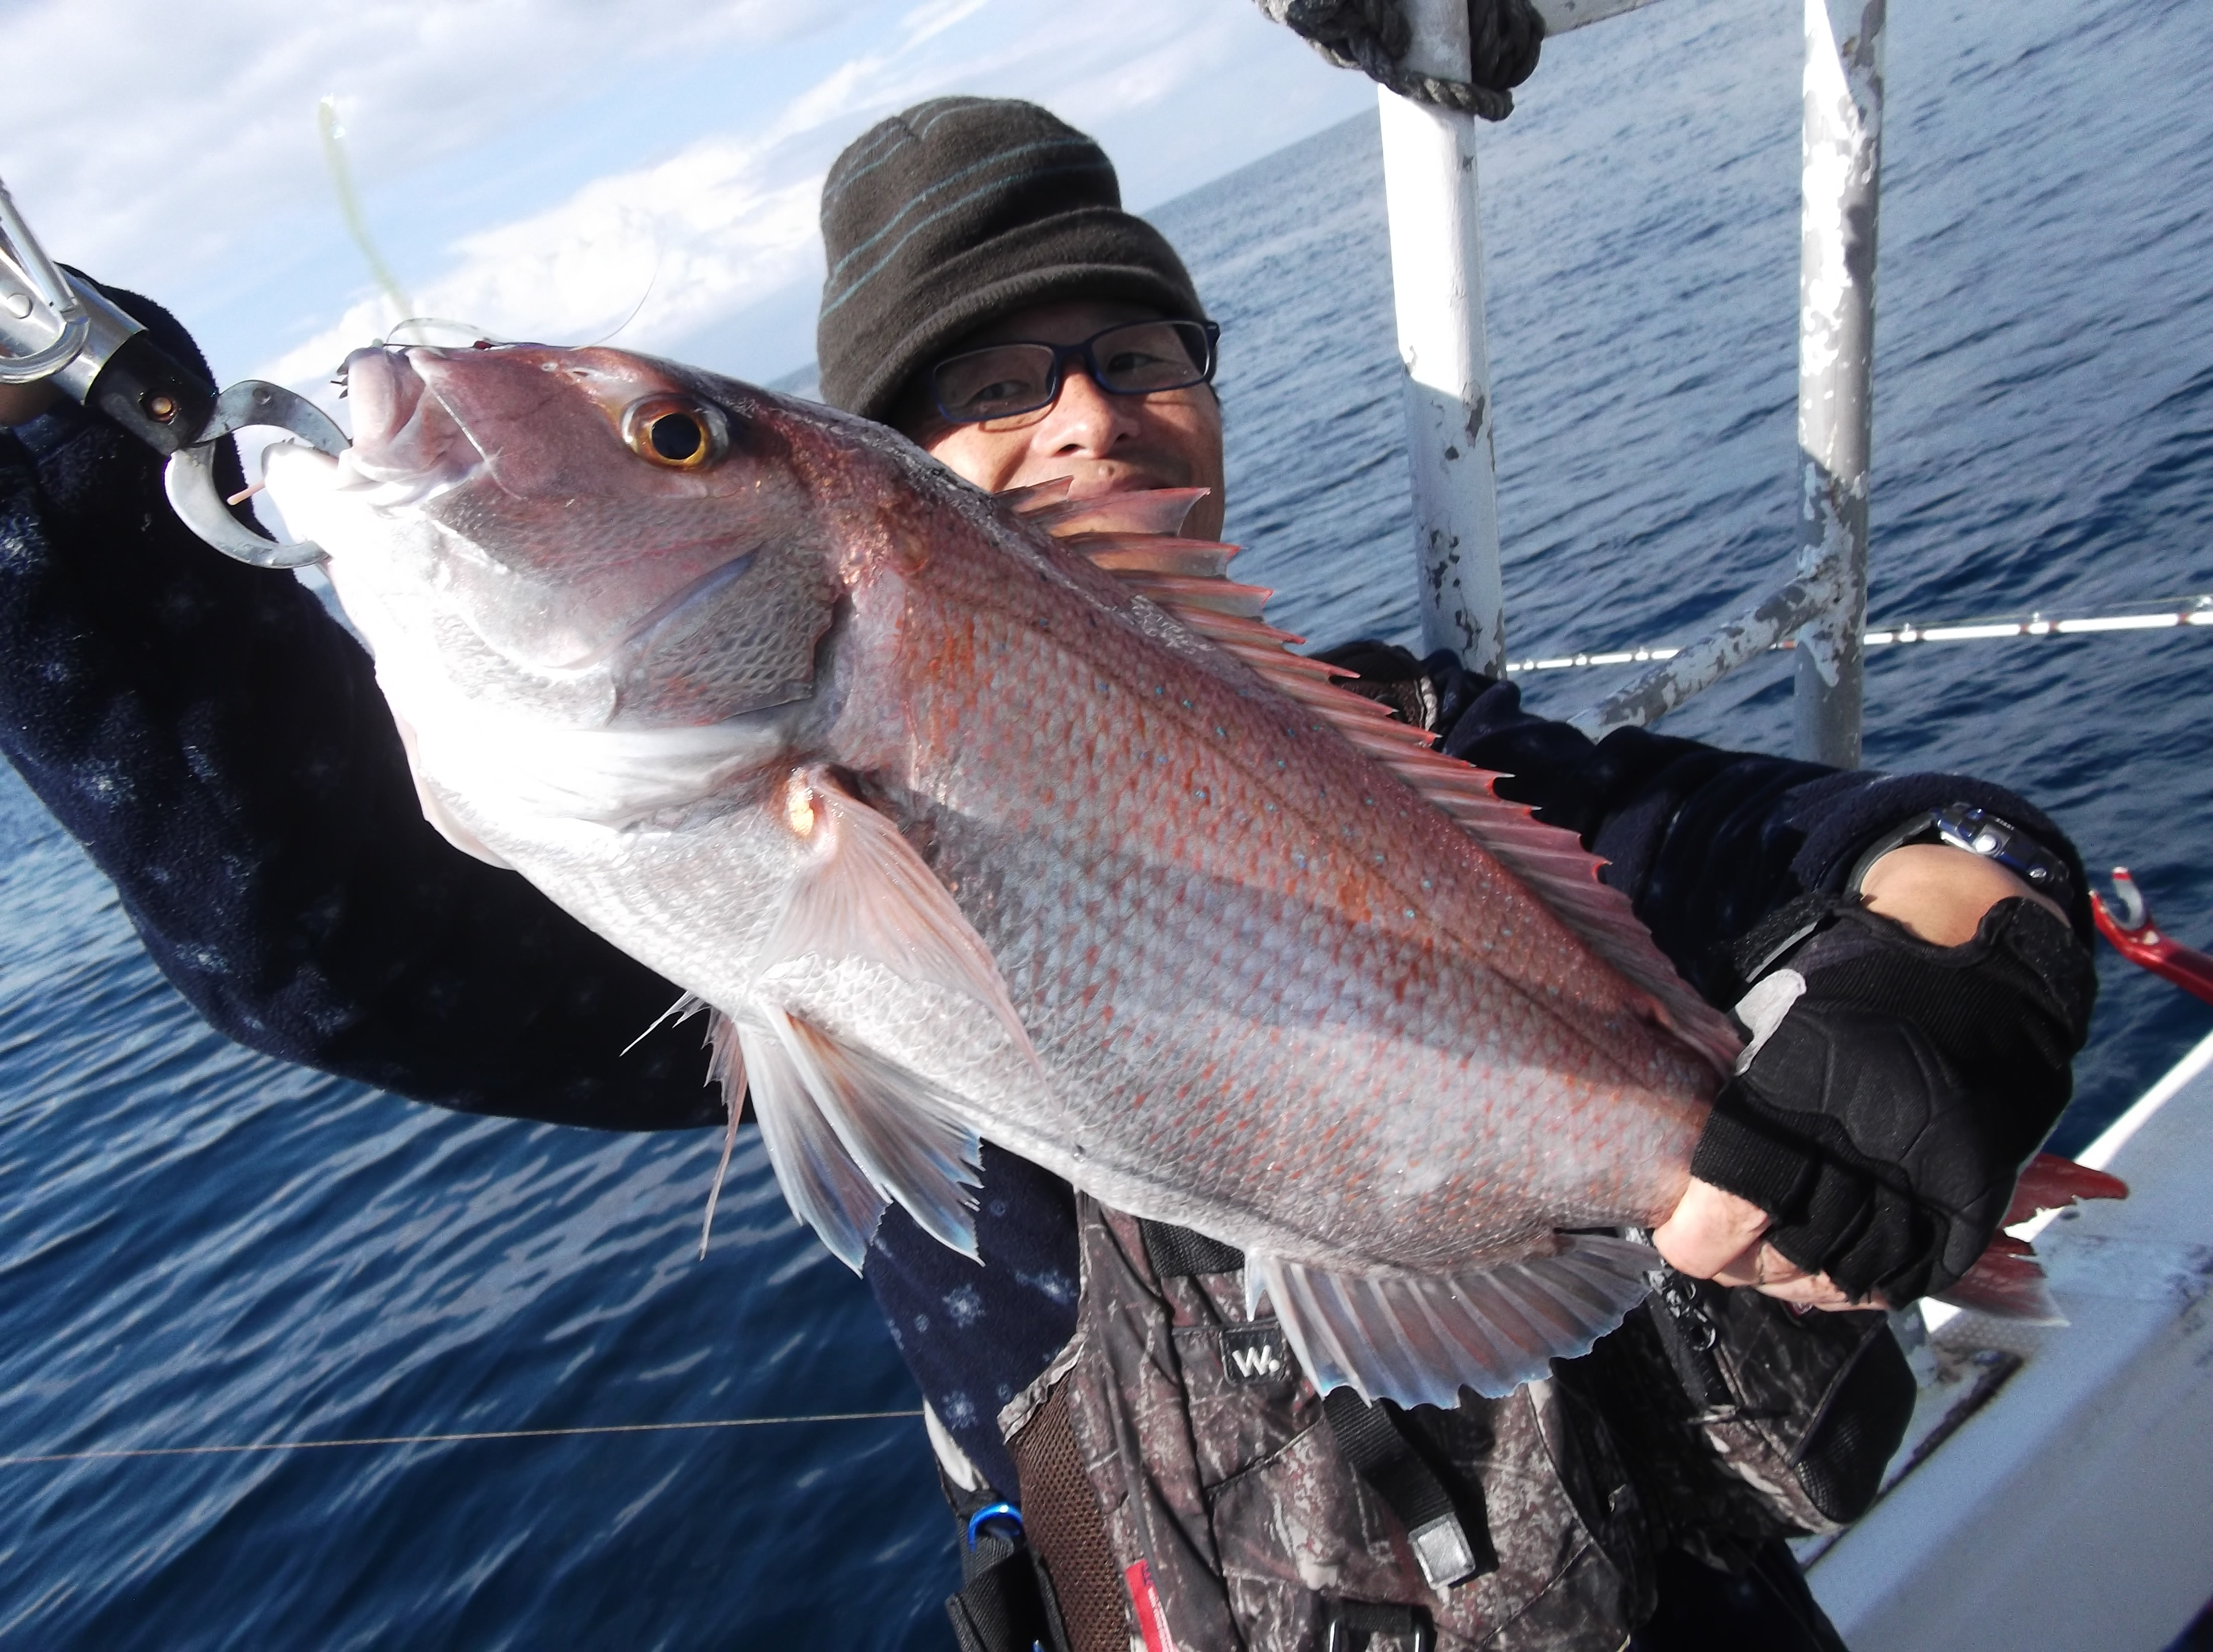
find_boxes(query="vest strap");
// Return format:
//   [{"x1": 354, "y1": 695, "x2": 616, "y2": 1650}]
[
  {"x1": 1320, "y1": 1387, "x2": 1497, "y2": 1591},
  {"x1": 943, "y1": 1495, "x2": 1071, "y2": 1652}
]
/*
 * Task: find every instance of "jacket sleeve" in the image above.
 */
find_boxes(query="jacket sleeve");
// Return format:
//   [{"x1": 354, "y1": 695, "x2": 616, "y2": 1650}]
[{"x1": 0, "y1": 285, "x2": 719, "y2": 1131}]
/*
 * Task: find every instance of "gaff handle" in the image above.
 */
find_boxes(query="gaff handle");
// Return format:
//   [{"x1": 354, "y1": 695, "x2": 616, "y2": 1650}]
[{"x1": 2092, "y1": 868, "x2": 2213, "y2": 1007}]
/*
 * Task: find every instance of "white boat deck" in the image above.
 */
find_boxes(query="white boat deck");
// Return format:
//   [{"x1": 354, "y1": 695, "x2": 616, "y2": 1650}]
[{"x1": 1806, "y1": 1030, "x2": 2213, "y2": 1650}]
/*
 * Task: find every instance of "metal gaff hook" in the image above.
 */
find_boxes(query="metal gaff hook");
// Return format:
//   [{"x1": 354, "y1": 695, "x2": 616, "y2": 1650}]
[
  {"x1": 163, "y1": 382, "x2": 348, "y2": 569},
  {"x1": 2, "y1": 171, "x2": 346, "y2": 569},
  {"x1": 0, "y1": 177, "x2": 88, "y2": 384},
  {"x1": 2091, "y1": 867, "x2": 2213, "y2": 1007}
]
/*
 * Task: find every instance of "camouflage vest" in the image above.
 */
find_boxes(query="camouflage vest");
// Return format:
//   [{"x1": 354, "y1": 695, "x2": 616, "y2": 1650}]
[{"x1": 950, "y1": 1194, "x2": 1910, "y2": 1652}]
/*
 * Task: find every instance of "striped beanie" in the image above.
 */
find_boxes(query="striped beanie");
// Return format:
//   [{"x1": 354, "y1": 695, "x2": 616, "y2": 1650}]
[{"x1": 815, "y1": 97, "x2": 1205, "y2": 423}]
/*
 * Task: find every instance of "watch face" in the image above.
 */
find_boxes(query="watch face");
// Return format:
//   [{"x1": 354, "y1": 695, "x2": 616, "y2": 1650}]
[{"x1": 1932, "y1": 804, "x2": 2071, "y2": 902}]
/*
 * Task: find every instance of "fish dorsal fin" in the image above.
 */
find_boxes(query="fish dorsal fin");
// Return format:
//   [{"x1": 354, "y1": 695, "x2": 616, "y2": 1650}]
[
  {"x1": 1014, "y1": 486, "x2": 1742, "y2": 1073},
  {"x1": 1251, "y1": 1235, "x2": 1659, "y2": 1407},
  {"x1": 1024, "y1": 486, "x2": 1211, "y2": 536},
  {"x1": 996, "y1": 477, "x2": 1073, "y2": 515}
]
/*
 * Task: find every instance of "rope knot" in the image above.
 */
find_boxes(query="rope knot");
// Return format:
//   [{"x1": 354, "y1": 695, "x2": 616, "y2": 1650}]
[{"x1": 1255, "y1": 0, "x2": 1546, "y2": 121}]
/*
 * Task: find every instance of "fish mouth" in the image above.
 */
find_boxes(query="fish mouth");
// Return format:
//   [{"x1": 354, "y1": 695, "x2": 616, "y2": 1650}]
[{"x1": 333, "y1": 346, "x2": 480, "y2": 505}]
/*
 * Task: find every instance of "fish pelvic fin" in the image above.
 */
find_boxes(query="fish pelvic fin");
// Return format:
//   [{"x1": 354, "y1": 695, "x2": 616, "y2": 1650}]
[
  {"x1": 731, "y1": 1011, "x2": 892, "y2": 1272},
  {"x1": 1251, "y1": 1235, "x2": 1658, "y2": 1408},
  {"x1": 697, "y1": 1011, "x2": 748, "y2": 1259},
  {"x1": 1010, "y1": 484, "x2": 1742, "y2": 1075}
]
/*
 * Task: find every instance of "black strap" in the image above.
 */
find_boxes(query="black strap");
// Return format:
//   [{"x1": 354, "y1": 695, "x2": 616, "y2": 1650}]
[
  {"x1": 1321, "y1": 1388, "x2": 1496, "y2": 1591},
  {"x1": 943, "y1": 1494, "x2": 1070, "y2": 1652},
  {"x1": 1139, "y1": 1218, "x2": 1245, "y2": 1278}
]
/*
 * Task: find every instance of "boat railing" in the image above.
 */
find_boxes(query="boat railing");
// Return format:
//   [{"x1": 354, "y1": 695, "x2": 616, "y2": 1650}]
[{"x1": 1377, "y1": 0, "x2": 1880, "y2": 764}]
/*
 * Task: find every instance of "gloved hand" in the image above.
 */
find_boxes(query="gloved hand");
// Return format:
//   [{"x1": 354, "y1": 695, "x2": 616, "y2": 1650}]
[{"x1": 1686, "y1": 892, "x2": 2097, "y2": 1305}]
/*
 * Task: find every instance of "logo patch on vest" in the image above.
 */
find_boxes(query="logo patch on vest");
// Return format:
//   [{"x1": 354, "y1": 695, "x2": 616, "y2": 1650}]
[{"x1": 1220, "y1": 1322, "x2": 1293, "y2": 1385}]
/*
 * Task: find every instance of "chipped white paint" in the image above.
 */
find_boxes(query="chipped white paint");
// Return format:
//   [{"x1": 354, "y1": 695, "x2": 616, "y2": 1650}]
[
  {"x1": 1530, "y1": 0, "x2": 1665, "y2": 33},
  {"x1": 1379, "y1": 0, "x2": 1507, "y2": 675},
  {"x1": 1791, "y1": 0, "x2": 1885, "y2": 764}
]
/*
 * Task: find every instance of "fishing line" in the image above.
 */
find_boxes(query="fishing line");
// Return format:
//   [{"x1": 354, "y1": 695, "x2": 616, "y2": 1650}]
[
  {"x1": 580, "y1": 241, "x2": 663, "y2": 349},
  {"x1": 0, "y1": 1409, "x2": 924, "y2": 1470},
  {"x1": 317, "y1": 96, "x2": 414, "y2": 327}
]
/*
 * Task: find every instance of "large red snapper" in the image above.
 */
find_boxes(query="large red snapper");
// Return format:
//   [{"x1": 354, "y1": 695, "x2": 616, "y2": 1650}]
[{"x1": 265, "y1": 341, "x2": 1748, "y2": 1406}]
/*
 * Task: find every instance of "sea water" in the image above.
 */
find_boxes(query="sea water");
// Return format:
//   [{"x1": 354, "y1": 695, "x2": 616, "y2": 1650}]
[{"x1": 0, "y1": 0, "x2": 2206, "y2": 1642}]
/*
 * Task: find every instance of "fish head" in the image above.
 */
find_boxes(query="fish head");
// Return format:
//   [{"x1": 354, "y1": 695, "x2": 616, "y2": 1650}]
[{"x1": 265, "y1": 342, "x2": 844, "y2": 729}]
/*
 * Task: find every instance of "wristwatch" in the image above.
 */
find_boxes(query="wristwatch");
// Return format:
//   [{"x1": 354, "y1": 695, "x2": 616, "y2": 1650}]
[{"x1": 1847, "y1": 803, "x2": 2075, "y2": 909}]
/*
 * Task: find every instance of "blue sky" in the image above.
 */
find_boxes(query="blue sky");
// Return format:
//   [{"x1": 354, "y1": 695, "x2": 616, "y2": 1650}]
[{"x1": 0, "y1": 0, "x2": 1376, "y2": 393}]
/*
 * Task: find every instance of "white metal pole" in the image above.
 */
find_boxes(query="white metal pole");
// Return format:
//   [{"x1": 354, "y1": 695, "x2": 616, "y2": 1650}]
[
  {"x1": 1379, "y1": 1, "x2": 1507, "y2": 677},
  {"x1": 1791, "y1": 0, "x2": 1885, "y2": 766}
]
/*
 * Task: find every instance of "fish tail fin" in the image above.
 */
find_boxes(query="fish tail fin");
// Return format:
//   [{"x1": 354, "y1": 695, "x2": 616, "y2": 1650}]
[
  {"x1": 1251, "y1": 1235, "x2": 1658, "y2": 1408},
  {"x1": 1930, "y1": 1239, "x2": 2065, "y2": 1324},
  {"x1": 1922, "y1": 1152, "x2": 2129, "y2": 1322},
  {"x1": 2005, "y1": 1151, "x2": 2128, "y2": 1225}
]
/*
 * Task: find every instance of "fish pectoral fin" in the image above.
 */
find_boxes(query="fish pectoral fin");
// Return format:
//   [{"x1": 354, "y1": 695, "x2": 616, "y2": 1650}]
[
  {"x1": 729, "y1": 1009, "x2": 893, "y2": 1273},
  {"x1": 1251, "y1": 1235, "x2": 1658, "y2": 1408},
  {"x1": 767, "y1": 767, "x2": 1041, "y2": 1073}
]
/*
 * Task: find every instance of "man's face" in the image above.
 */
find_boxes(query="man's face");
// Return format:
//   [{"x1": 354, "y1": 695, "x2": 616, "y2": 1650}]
[{"x1": 898, "y1": 299, "x2": 1227, "y2": 542}]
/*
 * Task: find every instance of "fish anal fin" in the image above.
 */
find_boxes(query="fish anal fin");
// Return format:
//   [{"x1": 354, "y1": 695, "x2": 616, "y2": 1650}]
[{"x1": 1252, "y1": 1235, "x2": 1657, "y2": 1407}]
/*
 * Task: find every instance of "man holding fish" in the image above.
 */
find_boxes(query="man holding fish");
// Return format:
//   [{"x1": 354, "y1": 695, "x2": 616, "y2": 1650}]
[{"x1": 0, "y1": 96, "x2": 2095, "y2": 1652}]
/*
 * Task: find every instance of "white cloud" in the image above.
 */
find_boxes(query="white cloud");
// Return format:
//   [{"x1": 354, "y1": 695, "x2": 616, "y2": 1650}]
[{"x1": 3, "y1": 0, "x2": 1373, "y2": 394}]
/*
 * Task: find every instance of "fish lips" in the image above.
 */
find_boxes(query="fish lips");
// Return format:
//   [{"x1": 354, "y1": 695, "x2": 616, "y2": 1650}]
[{"x1": 339, "y1": 346, "x2": 478, "y2": 496}]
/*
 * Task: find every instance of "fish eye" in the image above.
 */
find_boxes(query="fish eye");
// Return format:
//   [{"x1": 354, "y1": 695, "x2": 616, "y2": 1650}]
[{"x1": 620, "y1": 395, "x2": 729, "y2": 471}]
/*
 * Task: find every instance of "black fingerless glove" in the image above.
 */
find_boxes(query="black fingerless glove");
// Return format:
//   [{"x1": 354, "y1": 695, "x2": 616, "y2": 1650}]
[{"x1": 1690, "y1": 895, "x2": 2097, "y2": 1304}]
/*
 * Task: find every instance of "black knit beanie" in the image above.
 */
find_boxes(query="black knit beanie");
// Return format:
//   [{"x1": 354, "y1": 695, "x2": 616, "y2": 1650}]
[{"x1": 816, "y1": 97, "x2": 1206, "y2": 422}]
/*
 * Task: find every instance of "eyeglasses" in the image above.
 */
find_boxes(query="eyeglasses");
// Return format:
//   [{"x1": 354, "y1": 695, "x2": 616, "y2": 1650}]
[{"x1": 928, "y1": 318, "x2": 1221, "y2": 425}]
